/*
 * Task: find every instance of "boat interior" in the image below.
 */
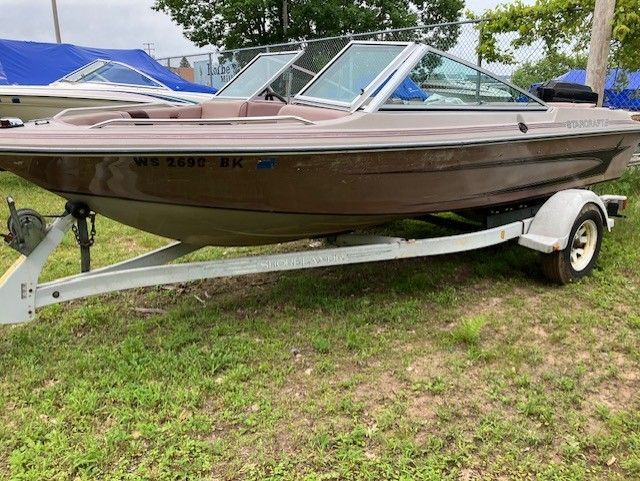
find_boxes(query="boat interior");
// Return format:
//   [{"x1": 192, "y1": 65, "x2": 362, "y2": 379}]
[
  {"x1": 54, "y1": 41, "x2": 551, "y2": 128},
  {"x1": 60, "y1": 99, "x2": 348, "y2": 126}
]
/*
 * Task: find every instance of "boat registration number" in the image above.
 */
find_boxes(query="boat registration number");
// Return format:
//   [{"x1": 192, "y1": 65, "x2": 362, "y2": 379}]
[{"x1": 131, "y1": 156, "x2": 244, "y2": 168}]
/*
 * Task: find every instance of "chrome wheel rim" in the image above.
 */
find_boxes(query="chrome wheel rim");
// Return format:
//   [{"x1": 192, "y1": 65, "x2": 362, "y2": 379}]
[{"x1": 570, "y1": 219, "x2": 598, "y2": 271}]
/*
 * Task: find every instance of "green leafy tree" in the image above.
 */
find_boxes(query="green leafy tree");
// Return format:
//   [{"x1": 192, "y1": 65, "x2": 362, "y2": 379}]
[
  {"x1": 153, "y1": 0, "x2": 465, "y2": 50},
  {"x1": 511, "y1": 52, "x2": 587, "y2": 89},
  {"x1": 179, "y1": 56, "x2": 191, "y2": 68},
  {"x1": 471, "y1": 0, "x2": 640, "y2": 71}
]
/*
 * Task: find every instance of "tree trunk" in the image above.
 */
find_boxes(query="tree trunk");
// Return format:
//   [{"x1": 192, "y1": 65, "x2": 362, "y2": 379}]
[{"x1": 585, "y1": 0, "x2": 616, "y2": 107}]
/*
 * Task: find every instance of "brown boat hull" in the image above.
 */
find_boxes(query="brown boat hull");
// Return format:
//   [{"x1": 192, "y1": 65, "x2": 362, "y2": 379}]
[{"x1": 0, "y1": 132, "x2": 637, "y2": 245}]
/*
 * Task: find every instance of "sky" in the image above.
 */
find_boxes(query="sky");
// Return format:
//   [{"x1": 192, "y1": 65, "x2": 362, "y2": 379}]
[{"x1": 2, "y1": 0, "x2": 507, "y2": 59}]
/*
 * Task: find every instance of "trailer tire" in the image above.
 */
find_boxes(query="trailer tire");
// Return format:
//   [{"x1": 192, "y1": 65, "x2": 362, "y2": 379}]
[{"x1": 541, "y1": 204, "x2": 603, "y2": 284}]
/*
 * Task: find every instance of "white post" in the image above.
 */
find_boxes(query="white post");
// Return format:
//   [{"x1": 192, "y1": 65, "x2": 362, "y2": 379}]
[
  {"x1": 585, "y1": 0, "x2": 616, "y2": 107},
  {"x1": 51, "y1": 0, "x2": 62, "y2": 43}
]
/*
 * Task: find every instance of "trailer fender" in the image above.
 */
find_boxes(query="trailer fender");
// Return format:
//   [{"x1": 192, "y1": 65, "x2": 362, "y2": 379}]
[{"x1": 518, "y1": 189, "x2": 612, "y2": 254}]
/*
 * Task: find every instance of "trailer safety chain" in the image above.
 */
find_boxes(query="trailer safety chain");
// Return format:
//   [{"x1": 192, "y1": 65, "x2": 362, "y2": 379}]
[
  {"x1": 72, "y1": 212, "x2": 96, "y2": 248},
  {"x1": 71, "y1": 212, "x2": 96, "y2": 273}
]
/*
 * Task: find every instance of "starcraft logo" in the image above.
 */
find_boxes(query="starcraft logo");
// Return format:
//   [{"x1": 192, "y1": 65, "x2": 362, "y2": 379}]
[{"x1": 566, "y1": 119, "x2": 609, "y2": 129}]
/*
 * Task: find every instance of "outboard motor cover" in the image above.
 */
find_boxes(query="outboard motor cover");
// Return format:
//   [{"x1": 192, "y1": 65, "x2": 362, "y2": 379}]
[{"x1": 534, "y1": 80, "x2": 599, "y2": 104}]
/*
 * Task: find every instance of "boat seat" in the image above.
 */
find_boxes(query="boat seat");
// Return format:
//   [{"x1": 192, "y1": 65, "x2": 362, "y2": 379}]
[
  {"x1": 245, "y1": 100, "x2": 286, "y2": 117},
  {"x1": 61, "y1": 100, "x2": 308, "y2": 126},
  {"x1": 128, "y1": 105, "x2": 203, "y2": 119},
  {"x1": 61, "y1": 111, "x2": 131, "y2": 126},
  {"x1": 278, "y1": 104, "x2": 349, "y2": 121},
  {"x1": 201, "y1": 100, "x2": 248, "y2": 119},
  {"x1": 129, "y1": 101, "x2": 281, "y2": 120},
  {"x1": 201, "y1": 99, "x2": 286, "y2": 119}
]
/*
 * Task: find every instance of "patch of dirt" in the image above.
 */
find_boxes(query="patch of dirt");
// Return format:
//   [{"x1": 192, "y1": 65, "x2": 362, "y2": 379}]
[
  {"x1": 586, "y1": 373, "x2": 640, "y2": 411},
  {"x1": 457, "y1": 468, "x2": 481, "y2": 481},
  {"x1": 513, "y1": 286, "x2": 544, "y2": 310},
  {"x1": 270, "y1": 415, "x2": 314, "y2": 455},
  {"x1": 529, "y1": 324, "x2": 548, "y2": 339},
  {"x1": 407, "y1": 393, "x2": 441, "y2": 421},
  {"x1": 354, "y1": 371, "x2": 404, "y2": 412},
  {"x1": 403, "y1": 355, "x2": 446, "y2": 382},
  {"x1": 463, "y1": 292, "x2": 507, "y2": 320}
]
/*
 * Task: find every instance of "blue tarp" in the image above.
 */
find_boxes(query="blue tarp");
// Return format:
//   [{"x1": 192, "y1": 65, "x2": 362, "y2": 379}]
[
  {"x1": 556, "y1": 69, "x2": 640, "y2": 110},
  {"x1": 393, "y1": 77, "x2": 429, "y2": 101},
  {"x1": 0, "y1": 38, "x2": 216, "y2": 93},
  {"x1": 360, "y1": 74, "x2": 429, "y2": 101},
  {"x1": 532, "y1": 68, "x2": 640, "y2": 110}
]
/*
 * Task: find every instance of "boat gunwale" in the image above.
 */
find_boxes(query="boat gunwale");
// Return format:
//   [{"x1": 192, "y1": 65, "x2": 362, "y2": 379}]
[{"x1": 0, "y1": 127, "x2": 639, "y2": 156}]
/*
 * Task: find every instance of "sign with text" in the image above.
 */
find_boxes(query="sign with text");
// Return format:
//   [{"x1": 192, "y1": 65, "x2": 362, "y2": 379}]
[{"x1": 194, "y1": 59, "x2": 237, "y2": 90}]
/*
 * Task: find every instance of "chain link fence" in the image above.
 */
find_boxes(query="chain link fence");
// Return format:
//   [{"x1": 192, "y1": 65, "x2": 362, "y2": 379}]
[{"x1": 158, "y1": 19, "x2": 639, "y2": 111}]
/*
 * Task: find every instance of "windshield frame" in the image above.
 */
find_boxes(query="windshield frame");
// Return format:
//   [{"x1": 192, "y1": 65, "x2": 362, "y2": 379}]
[
  {"x1": 214, "y1": 50, "x2": 304, "y2": 101},
  {"x1": 293, "y1": 41, "x2": 417, "y2": 111},
  {"x1": 57, "y1": 59, "x2": 168, "y2": 90},
  {"x1": 366, "y1": 45, "x2": 548, "y2": 112}
]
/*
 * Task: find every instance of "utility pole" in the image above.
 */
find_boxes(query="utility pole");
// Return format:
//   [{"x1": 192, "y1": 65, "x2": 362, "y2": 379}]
[
  {"x1": 585, "y1": 0, "x2": 616, "y2": 107},
  {"x1": 282, "y1": 0, "x2": 289, "y2": 35},
  {"x1": 51, "y1": 0, "x2": 62, "y2": 43},
  {"x1": 143, "y1": 42, "x2": 156, "y2": 58}
]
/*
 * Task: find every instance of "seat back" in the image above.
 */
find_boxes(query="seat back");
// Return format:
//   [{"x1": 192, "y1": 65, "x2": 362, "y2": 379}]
[
  {"x1": 246, "y1": 100, "x2": 286, "y2": 117},
  {"x1": 201, "y1": 100, "x2": 248, "y2": 119},
  {"x1": 127, "y1": 105, "x2": 202, "y2": 119}
]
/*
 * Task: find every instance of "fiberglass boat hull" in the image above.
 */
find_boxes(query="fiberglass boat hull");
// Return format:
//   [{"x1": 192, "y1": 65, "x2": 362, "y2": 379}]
[{"x1": 0, "y1": 131, "x2": 637, "y2": 245}]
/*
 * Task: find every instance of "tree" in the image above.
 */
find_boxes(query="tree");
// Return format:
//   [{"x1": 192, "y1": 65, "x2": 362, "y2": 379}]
[
  {"x1": 471, "y1": 0, "x2": 640, "y2": 71},
  {"x1": 153, "y1": 0, "x2": 465, "y2": 50},
  {"x1": 179, "y1": 56, "x2": 191, "y2": 68},
  {"x1": 511, "y1": 52, "x2": 587, "y2": 89}
]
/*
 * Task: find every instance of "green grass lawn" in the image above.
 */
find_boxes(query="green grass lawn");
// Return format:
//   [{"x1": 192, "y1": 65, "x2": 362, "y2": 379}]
[{"x1": 1, "y1": 170, "x2": 639, "y2": 480}]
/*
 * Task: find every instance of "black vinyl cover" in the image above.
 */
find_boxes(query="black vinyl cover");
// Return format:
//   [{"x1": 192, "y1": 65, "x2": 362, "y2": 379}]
[{"x1": 534, "y1": 80, "x2": 599, "y2": 104}]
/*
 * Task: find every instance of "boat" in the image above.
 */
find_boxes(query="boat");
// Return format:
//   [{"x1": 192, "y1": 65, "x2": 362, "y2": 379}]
[
  {"x1": 0, "y1": 59, "x2": 215, "y2": 120},
  {"x1": 1, "y1": 41, "x2": 639, "y2": 247}
]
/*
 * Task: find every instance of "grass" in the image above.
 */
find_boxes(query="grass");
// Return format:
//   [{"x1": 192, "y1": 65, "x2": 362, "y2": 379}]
[
  {"x1": 1, "y1": 169, "x2": 640, "y2": 480},
  {"x1": 449, "y1": 315, "x2": 486, "y2": 346}
]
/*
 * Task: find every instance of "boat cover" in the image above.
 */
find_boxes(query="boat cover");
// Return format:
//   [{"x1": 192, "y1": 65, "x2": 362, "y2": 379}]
[
  {"x1": 394, "y1": 77, "x2": 429, "y2": 101},
  {"x1": 532, "y1": 68, "x2": 640, "y2": 110},
  {"x1": 362, "y1": 74, "x2": 429, "y2": 101},
  {"x1": 556, "y1": 69, "x2": 640, "y2": 110},
  {"x1": 0, "y1": 38, "x2": 216, "y2": 93}
]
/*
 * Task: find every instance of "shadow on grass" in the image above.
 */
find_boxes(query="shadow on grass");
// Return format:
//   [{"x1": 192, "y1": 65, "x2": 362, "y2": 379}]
[{"x1": 161, "y1": 238, "x2": 547, "y2": 330}]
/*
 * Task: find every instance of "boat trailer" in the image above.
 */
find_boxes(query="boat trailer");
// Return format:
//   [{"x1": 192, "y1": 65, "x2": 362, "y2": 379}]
[{"x1": 0, "y1": 189, "x2": 628, "y2": 324}]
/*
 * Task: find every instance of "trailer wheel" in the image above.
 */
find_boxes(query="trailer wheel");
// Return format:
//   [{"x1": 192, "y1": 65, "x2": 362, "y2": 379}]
[{"x1": 541, "y1": 204, "x2": 603, "y2": 284}]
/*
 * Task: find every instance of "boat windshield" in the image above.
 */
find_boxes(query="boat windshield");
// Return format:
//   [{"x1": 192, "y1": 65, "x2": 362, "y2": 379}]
[
  {"x1": 295, "y1": 42, "x2": 412, "y2": 109},
  {"x1": 60, "y1": 60, "x2": 165, "y2": 88},
  {"x1": 377, "y1": 49, "x2": 545, "y2": 110},
  {"x1": 215, "y1": 50, "x2": 303, "y2": 100}
]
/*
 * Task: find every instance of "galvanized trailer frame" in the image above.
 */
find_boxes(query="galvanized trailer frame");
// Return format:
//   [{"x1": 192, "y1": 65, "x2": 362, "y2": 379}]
[{"x1": 0, "y1": 189, "x2": 627, "y2": 324}]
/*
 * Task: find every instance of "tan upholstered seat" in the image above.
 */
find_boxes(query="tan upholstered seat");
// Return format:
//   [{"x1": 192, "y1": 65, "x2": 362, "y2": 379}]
[
  {"x1": 127, "y1": 105, "x2": 202, "y2": 119},
  {"x1": 278, "y1": 104, "x2": 349, "y2": 121},
  {"x1": 200, "y1": 100, "x2": 248, "y2": 119},
  {"x1": 61, "y1": 111, "x2": 131, "y2": 126},
  {"x1": 61, "y1": 101, "x2": 344, "y2": 127},
  {"x1": 245, "y1": 100, "x2": 286, "y2": 117},
  {"x1": 62, "y1": 105, "x2": 202, "y2": 126},
  {"x1": 174, "y1": 105, "x2": 203, "y2": 118}
]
